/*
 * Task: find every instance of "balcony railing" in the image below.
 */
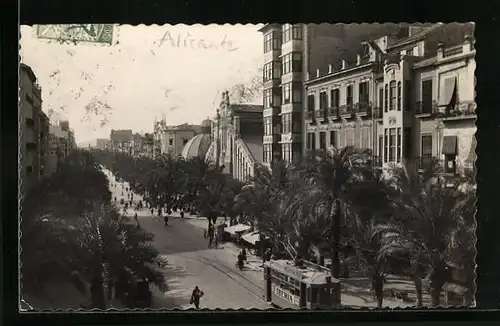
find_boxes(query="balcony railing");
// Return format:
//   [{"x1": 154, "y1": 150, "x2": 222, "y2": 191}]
[
  {"x1": 306, "y1": 110, "x2": 315, "y2": 121},
  {"x1": 355, "y1": 101, "x2": 372, "y2": 115},
  {"x1": 339, "y1": 104, "x2": 353, "y2": 116},
  {"x1": 415, "y1": 101, "x2": 438, "y2": 115},
  {"x1": 315, "y1": 110, "x2": 324, "y2": 120},
  {"x1": 437, "y1": 101, "x2": 476, "y2": 119},
  {"x1": 329, "y1": 106, "x2": 339, "y2": 118}
]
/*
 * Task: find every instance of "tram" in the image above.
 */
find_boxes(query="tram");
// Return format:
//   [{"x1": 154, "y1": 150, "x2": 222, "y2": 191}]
[{"x1": 263, "y1": 259, "x2": 341, "y2": 309}]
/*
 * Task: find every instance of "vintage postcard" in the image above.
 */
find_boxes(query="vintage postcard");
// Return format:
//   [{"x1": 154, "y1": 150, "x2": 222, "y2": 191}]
[{"x1": 19, "y1": 23, "x2": 476, "y2": 311}]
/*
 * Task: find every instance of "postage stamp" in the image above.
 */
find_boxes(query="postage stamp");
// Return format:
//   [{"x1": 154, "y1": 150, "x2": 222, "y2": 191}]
[
  {"x1": 19, "y1": 23, "x2": 476, "y2": 312},
  {"x1": 35, "y1": 24, "x2": 115, "y2": 45}
]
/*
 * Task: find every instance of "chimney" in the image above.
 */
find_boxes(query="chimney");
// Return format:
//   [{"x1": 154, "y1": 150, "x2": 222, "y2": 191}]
[
  {"x1": 341, "y1": 60, "x2": 347, "y2": 69},
  {"x1": 328, "y1": 64, "x2": 333, "y2": 73},
  {"x1": 316, "y1": 69, "x2": 320, "y2": 78},
  {"x1": 437, "y1": 42, "x2": 444, "y2": 60},
  {"x1": 463, "y1": 34, "x2": 474, "y2": 52},
  {"x1": 356, "y1": 54, "x2": 361, "y2": 65}
]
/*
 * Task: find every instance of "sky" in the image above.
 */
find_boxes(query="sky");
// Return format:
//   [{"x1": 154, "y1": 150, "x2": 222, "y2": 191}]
[{"x1": 20, "y1": 24, "x2": 264, "y2": 145}]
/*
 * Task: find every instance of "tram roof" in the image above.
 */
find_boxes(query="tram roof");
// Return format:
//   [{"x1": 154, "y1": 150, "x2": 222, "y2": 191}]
[{"x1": 265, "y1": 259, "x2": 341, "y2": 285}]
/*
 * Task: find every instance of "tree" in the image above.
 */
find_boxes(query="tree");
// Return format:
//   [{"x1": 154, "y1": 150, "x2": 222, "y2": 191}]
[
  {"x1": 377, "y1": 160, "x2": 476, "y2": 307},
  {"x1": 21, "y1": 150, "x2": 168, "y2": 309}
]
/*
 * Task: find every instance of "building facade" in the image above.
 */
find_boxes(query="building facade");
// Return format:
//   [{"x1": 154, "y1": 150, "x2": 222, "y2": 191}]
[
  {"x1": 204, "y1": 91, "x2": 264, "y2": 182},
  {"x1": 96, "y1": 138, "x2": 111, "y2": 150},
  {"x1": 260, "y1": 23, "x2": 476, "y2": 176},
  {"x1": 38, "y1": 110, "x2": 50, "y2": 176},
  {"x1": 19, "y1": 63, "x2": 44, "y2": 192},
  {"x1": 110, "y1": 129, "x2": 133, "y2": 154}
]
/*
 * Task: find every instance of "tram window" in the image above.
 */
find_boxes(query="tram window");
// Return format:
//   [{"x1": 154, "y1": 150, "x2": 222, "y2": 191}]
[{"x1": 311, "y1": 288, "x2": 319, "y2": 304}]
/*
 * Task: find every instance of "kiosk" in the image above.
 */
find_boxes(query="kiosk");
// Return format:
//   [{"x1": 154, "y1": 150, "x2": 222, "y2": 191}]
[{"x1": 263, "y1": 259, "x2": 341, "y2": 309}]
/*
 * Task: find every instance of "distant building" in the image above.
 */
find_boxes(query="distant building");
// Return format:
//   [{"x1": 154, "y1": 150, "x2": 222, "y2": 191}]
[
  {"x1": 110, "y1": 129, "x2": 133, "y2": 153},
  {"x1": 19, "y1": 63, "x2": 44, "y2": 192},
  {"x1": 38, "y1": 111, "x2": 50, "y2": 176},
  {"x1": 96, "y1": 138, "x2": 111, "y2": 150},
  {"x1": 142, "y1": 133, "x2": 155, "y2": 157},
  {"x1": 153, "y1": 117, "x2": 203, "y2": 158},
  {"x1": 132, "y1": 133, "x2": 143, "y2": 156}
]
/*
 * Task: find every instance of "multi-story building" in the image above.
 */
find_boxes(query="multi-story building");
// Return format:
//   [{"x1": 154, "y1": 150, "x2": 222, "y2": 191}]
[
  {"x1": 110, "y1": 129, "x2": 133, "y2": 154},
  {"x1": 142, "y1": 133, "x2": 155, "y2": 157},
  {"x1": 203, "y1": 91, "x2": 264, "y2": 182},
  {"x1": 260, "y1": 23, "x2": 476, "y2": 177},
  {"x1": 19, "y1": 63, "x2": 44, "y2": 192},
  {"x1": 50, "y1": 121, "x2": 76, "y2": 161},
  {"x1": 38, "y1": 110, "x2": 50, "y2": 176},
  {"x1": 160, "y1": 123, "x2": 202, "y2": 157}
]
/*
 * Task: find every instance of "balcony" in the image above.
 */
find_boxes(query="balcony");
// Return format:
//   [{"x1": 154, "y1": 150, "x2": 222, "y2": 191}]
[
  {"x1": 415, "y1": 101, "x2": 438, "y2": 116},
  {"x1": 339, "y1": 104, "x2": 353, "y2": 117},
  {"x1": 329, "y1": 106, "x2": 339, "y2": 119},
  {"x1": 437, "y1": 101, "x2": 476, "y2": 121},
  {"x1": 355, "y1": 101, "x2": 372, "y2": 116},
  {"x1": 263, "y1": 134, "x2": 280, "y2": 143},
  {"x1": 306, "y1": 110, "x2": 316, "y2": 123}
]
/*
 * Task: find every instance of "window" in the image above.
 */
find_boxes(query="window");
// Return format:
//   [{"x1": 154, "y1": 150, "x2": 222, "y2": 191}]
[
  {"x1": 26, "y1": 166, "x2": 33, "y2": 173},
  {"x1": 403, "y1": 127, "x2": 412, "y2": 158},
  {"x1": 407, "y1": 48, "x2": 414, "y2": 56},
  {"x1": 264, "y1": 31, "x2": 281, "y2": 53},
  {"x1": 282, "y1": 82, "x2": 302, "y2": 104},
  {"x1": 282, "y1": 143, "x2": 292, "y2": 162},
  {"x1": 359, "y1": 82, "x2": 369, "y2": 104},
  {"x1": 397, "y1": 128, "x2": 402, "y2": 163},
  {"x1": 421, "y1": 134, "x2": 433, "y2": 168},
  {"x1": 306, "y1": 132, "x2": 314, "y2": 149},
  {"x1": 264, "y1": 89, "x2": 272, "y2": 108},
  {"x1": 388, "y1": 128, "x2": 397, "y2": 162},
  {"x1": 378, "y1": 135, "x2": 383, "y2": 160},
  {"x1": 169, "y1": 138, "x2": 174, "y2": 146},
  {"x1": 404, "y1": 81, "x2": 412, "y2": 111},
  {"x1": 183, "y1": 139, "x2": 189, "y2": 145},
  {"x1": 384, "y1": 129, "x2": 388, "y2": 163},
  {"x1": 319, "y1": 91, "x2": 328, "y2": 111},
  {"x1": 389, "y1": 81, "x2": 397, "y2": 111},
  {"x1": 283, "y1": 24, "x2": 302, "y2": 43},
  {"x1": 307, "y1": 94, "x2": 315, "y2": 112},
  {"x1": 263, "y1": 144, "x2": 272, "y2": 163},
  {"x1": 330, "y1": 89, "x2": 340, "y2": 108},
  {"x1": 346, "y1": 85, "x2": 353, "y2": 107},
  {"x1": 264, "y1": 117, "x2": 273, "y2": 135},
  {"x1": 397, "y1": 81, "x2": 402, "y2": 111},
  {"x1": 330, "y1": 130, "x2": 337, "y2": 149},
  {"x1": 320, "y1": 132, "x2": 327, "y2": 150},
  {"x1": 263, "y1": 61, "x2": 281, "y2": 82},
  {"x1": 421, "y1": 79, "x2": 433, "y2": 114},
  {"x1": 292, "y1": 112, "x2": 301, "y2": 133},
  {"x1": 282, "y1": 113, "x2": 292, "y2": 134},
  {"x1": 282, "y1": 52, "x2": 302, "y2": 75},
  {"x1": 384, "y1": 85, "x2": 389, "y2": 112}
]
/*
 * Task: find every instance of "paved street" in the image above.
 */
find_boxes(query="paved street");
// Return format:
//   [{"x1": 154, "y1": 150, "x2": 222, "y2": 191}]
[{"x1": 106, "y1": 170, "x2": 270, "y2": 310}]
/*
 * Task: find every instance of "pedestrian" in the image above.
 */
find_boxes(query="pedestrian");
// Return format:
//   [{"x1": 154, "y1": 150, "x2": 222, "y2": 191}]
[
  {"x1": 134, "y1": 212, "x2": 138, "y2": 222},
  {"x1": 190, "y1": 286, "x2": 204, "y2": 309},
  {"x1": 208, "y1": 236, "x2": 213, "y2": 249},
  {"x1": 214, "y1": 230, "x2": 218, "y2": 249}
]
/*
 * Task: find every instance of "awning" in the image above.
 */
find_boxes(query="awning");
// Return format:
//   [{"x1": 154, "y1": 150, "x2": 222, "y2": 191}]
[
  {"x1": 465, "y1": 135, "x2": 477, "y2": 164},
  {"x1": 241, "y1": 231, "x2": 268, "y2": 245},
  {"x1": 224, "y1": 223, "x2": 251, "y2": 235},
  {"x1": 439, "y1": 77, "x2": 457, "y2": 106},
  {"x1": 442, "y1": 135, "x2": 457, "y2": 155}
]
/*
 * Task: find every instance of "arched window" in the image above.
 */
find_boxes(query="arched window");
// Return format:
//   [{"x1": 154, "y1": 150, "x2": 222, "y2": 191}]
[
  {"x1": 397, "y1": 81, "x2": 402, "y2": 111},
  {"x1": 384, "y1": 84, "x2": 388, "y2": 112}
]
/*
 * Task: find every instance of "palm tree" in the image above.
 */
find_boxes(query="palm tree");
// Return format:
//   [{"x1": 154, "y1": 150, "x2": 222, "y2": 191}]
[
  {"x1": 21, "y1": 150, "x2": 168, "y2": 309},
  {"x1": 377, "y1": 160, "x2": 475, "y2": 307},
  {"x1": 286, "y1": 147, "x2": 375, "y2": 280}
]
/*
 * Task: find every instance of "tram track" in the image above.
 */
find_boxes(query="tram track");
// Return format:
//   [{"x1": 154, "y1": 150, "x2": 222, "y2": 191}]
[{"x1": 175, "y1": 253, "x2": 267, "y2": 304}]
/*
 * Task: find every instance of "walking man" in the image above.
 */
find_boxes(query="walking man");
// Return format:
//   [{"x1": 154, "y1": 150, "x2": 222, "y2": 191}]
[{"x1": 190, "y1": 286, "x2": 204, "y2": 309}]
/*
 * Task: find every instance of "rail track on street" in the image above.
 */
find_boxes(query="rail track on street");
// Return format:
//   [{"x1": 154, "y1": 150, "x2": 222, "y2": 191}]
[{"x1": 175, "y1": 253, "x2": 268, "y2": 304}]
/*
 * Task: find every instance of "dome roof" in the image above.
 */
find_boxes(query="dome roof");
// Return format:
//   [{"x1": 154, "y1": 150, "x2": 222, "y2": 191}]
[
  {"x1": 181, "y1": 134, "x2": 212, "y2": 160},
  {"x1": 201, "y1": 118, "x2": 211, "y2": 128}
]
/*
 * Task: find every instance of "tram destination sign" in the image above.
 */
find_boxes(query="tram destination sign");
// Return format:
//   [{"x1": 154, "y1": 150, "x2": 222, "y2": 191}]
[{"x1": 274, "y1": 285, "x2": 300, "y2": 306}]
